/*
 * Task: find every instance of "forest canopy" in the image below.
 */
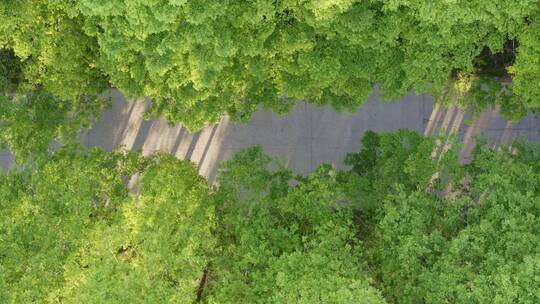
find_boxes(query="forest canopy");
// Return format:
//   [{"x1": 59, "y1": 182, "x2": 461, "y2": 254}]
[
  {"x1": 1, "y1": 131, "x2": 539, "y2": 303},
  {"x1": 1, "y1": 0, "x2": 540, "y2": 130},
  {"x1": 1, "y1": 2, "x2": 539, "y2": 302}
]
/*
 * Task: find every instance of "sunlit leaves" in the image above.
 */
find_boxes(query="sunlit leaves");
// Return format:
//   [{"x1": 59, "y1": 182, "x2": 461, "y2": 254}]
[
  {"x1": 1, "y1": 131, "x2": 539, "y2": 302},
  {"x1": 3, "y1": 1, "x2": 540, "y2": 129},
  {"x1": 509, "y1": 17, "x2": 540, "y2": 108},
  {"x1": 0, "y1": 90, "x2": 108, "y2": 163},
  {"x1": 61, "y1": 155, "x2": 216, "y2": 303},
  {"x1": 209, "y1": 146, "x2": 385, "y2": 303},
  {"x1": 366, "y1": 134, "x2": 540, "y2": 303},
  {"x1": 0, "y1": 148, "x2": 133, "y2": 302}
]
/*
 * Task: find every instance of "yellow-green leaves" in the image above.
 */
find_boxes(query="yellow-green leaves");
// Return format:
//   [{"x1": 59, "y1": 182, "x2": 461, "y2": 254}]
[
  {"x1": 510, "y1": 17, "x2": 540, "y2": 107},
  {"x1": 0, "y1": 90, "x2": 108, "y2": 163},
  {"x1": 365, "y1": 133, "x2": 540, "y2": 303},
  {"x1": 61, "y1": 155, "x2": 216, "y2": 303},
  {"x1": 1, "y1": 133, "x2": 539, "y2": 303},
  {"x1": 210, "y1": 146, "x2": 386, "y2": 303},
  {"x1": 4, "y1": 1, "x2": 540, "y2": 130},
  {"x1": 0, "y1": 148, "x2": 216, "y2": 303}
]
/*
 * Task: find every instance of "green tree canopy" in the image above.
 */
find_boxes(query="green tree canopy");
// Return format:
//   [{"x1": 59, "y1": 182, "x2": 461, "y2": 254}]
[
  {"x1": 0, "y1": 1, "x2": 107, "y2": 99},
  {"x1": 1, "y1": 131, "x2": 539, "y2": 303},
  {"x1": 0, "y1": 89, "x2": 108, "y2": 163},
  {"x1": 2, "y1": 1, "x2": 540, "y2": 130},
  {"x1": 59, "y1": 155, "x2": 216, "y2": 303},
  {"x1": 0, "y1": 147, "x2": 141, "y2": 302},
  {"x1": 0, "y1": 147, "x2": 217, "y2": 303},
  {"x1": 346, "y1": 132, "x2": 540, "y2": 303},
  {"x1": 0, "y1": 1, "x2": 107, "y2": 162},
  {"x1": 208, "y1": 147, "x2": 385, "y2": 303}
]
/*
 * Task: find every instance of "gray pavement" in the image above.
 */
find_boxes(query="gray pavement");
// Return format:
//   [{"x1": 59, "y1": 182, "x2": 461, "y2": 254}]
[
  {"x1": 79, "y1": 89, "x2": 433, "y2": 182},
  {"x1": 2, "y1": 89, "x2": 539, "y2": 180},
  {"x1": 0, "y1": 150, "x2": 13, "y2": 173}
]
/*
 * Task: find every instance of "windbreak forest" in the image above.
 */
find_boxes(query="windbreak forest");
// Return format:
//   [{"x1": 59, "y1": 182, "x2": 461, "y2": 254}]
[
  {"x1": 2, "y1": 0, "x2": 540, "y2": 129},
  {"x1": 2, "y1": 1, "x2": 540, "y2": 303},
  {"x1": 1, "y1": 132, "x2": 540, "y2": 303}
]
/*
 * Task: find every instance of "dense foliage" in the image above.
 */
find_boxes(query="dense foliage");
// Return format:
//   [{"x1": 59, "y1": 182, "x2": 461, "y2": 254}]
[
  {"x1": 2, "y1": 2, "x2": 539, "y2": 302},
  {"x1": 0, "y1": 147, "x2": 139, "y2": 302},
  {"x1": 0, "y1": 0, "x2": 107, "y2": 160},
  {"x1": 208, "y1": 147, "x2": 385, "y2": 303},
  {"x1": 0, "y1": 148, "x2": 215, "y2": 303},
  {"x1": 0, "y1": 144, "x2": 385, "y2": 303},
  {"x1": 0, "y1": 2, "x2": 107, "y2": 99},
  {"x1": 344, "y1": 131, "x2": 540, "y2": 303},
  {"x1": 1, "y1": 131, "x2": 539, "y2": 303},
  {"x1": 0, "y1": 90, "x2": 107, "y2": 163},
  {"x1": 2, "y1": 1, "x2": 540, "y2": 130},
  {"x1": 60, "y1": 155, "x2": 216, "y2": 303},
  {"x1": 0, "y1": 47, "x2": 107, "y2": 163}
]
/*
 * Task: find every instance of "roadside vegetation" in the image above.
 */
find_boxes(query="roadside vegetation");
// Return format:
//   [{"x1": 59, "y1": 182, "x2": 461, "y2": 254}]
[
  {"x1": 2, "y1": 1, "x2": 540, "y2": 130},
  {"x1": 1, "y1": 132, "x2": 539, "y2": 303},
  {"x1": 1, "y1": 1, "x2": 540, "y2": 303}
]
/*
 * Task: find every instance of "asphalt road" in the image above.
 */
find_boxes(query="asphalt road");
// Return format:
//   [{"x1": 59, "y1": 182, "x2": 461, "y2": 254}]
[{"x1": 2, "y1": 89, "x2": 539, "y2": 180}]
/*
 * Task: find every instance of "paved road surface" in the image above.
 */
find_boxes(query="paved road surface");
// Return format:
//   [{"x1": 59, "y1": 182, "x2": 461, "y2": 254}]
[{"x1": 2, "y1": 89, "x2": 539, "y2": 180}]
